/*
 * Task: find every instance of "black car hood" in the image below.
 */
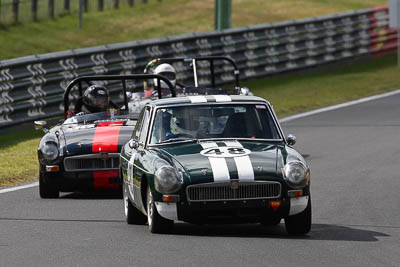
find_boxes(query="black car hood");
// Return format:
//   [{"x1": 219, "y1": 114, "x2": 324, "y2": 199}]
[
  {"x1": 60, "y1": 121, "x2": 134, "y2": 156},
  {"x1": 155, "y1": 140, "x2": 283, "y2": 184}
]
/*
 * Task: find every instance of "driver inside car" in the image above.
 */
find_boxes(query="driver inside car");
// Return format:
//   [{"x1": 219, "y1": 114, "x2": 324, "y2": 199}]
[
  {"x1": 73, "y1": 85, "x2": 110, "y2": 115},
  {"x1": 145, "y1": 63, "x2": 177, "y2": 98},
  {"x1": 151, "y1": 108, "x2": 200, "y2": 143}
]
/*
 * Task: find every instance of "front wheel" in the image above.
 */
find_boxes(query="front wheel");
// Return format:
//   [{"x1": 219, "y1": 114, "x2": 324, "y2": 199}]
[
  {"x1": 147, "y1": 186, "x2": 173, "y2": 234},
  {"x1": 39, "y1": 172, "x2": 59, "y2": 199},
  {"x1": 123, "y1": 182, "x2": 147, "y2": 225},
  {"x1": 285, "y1": 196, "x2": 312, "y2": 235}
]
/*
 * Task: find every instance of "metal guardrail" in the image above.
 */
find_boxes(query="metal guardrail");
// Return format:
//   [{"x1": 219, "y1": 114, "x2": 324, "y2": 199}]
[{"x1": 0, "y1": 5, "x2": 397, "y2": 128}]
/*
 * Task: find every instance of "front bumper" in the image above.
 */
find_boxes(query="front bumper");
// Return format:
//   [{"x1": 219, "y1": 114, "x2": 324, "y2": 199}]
[
  {"x1": 40, "y1": 169, "x2": 121, "y2": 192},
  {"x1": 155, "y1": 196, "x2": 309, "y2": 223}
]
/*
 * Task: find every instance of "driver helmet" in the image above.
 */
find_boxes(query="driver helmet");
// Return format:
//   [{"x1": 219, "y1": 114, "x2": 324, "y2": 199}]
[
  {"x1": 170, "y1": 115, "x2": 199, "y2": 137},
  {"x1": 153, "y1": 63, "x2": 176, "y2": 89},
  {"x1": 83, "y1": 85, "x2": 110, "y2": 113}
]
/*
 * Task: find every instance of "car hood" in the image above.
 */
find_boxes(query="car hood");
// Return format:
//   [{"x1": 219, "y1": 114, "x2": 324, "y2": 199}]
[
  {"x1": 154, "y1": 140, "x2": 284, "y2": 184},
  {"x1": 60, "y1": 121, "x2": 134, "y2": 156}
]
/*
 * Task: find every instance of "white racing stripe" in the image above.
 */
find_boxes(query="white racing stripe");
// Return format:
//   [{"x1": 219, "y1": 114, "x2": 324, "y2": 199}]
[
  {"x1": 223, "y1": 140, "x2": 242, "y2": 147},
  {"x1": 224, "y1": 141, "x2": 255, "y2": 181},
  {"x1": 209, "y1": 158, "x2": 231, "y2": 181},
  {"x1": 234, "y1": 156, "x2": 255, "y2": 180},
  {"x1": 200, "y1": 142, "x2": 230, "y2": 181},
  {"x1": 188, "y1": 95, "x2": 207, "y2": 103},
  {"x1": 200, "y1": 141, "x2": 218, "y2": 149},
  {"x1": 214, "y1": 95, "x2": 232, "y2": 102}
]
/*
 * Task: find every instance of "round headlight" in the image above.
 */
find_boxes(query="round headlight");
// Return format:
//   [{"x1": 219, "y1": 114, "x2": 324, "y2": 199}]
[
  {"x1": 42, "y1": 142, "x2": 59, "y2": 161},
  {"x1": 154, "y1": 166, "x2": 182, "y2": 194},
  {"x1": 283, "y1": 161, "x2": 308, "y2": 188}
]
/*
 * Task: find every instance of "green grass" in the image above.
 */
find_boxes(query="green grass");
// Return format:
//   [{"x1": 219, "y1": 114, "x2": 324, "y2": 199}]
[
  {"x1": 0, "y1": 0, "x2": 386, "y2": 60},
  {"x1": 0, "y1": 127, "x2": 43, "y2": 188},
  {"x1": 0, "y1": 54, "x2": 398, "y2": 188},
  {"x1": 246, "y1": 55, "x2": 399, "y2": 117}
]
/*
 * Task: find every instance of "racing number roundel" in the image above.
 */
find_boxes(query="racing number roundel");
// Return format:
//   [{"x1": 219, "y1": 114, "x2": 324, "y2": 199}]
[{"x1": 200, "y1": 146, "x2": 251, "y2": 158}]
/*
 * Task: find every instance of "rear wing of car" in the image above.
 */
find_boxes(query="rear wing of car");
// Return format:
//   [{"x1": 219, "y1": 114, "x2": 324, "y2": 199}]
[
  {"x1": 143, "y1": 56, "x2": 241, "y2": 94},
  {"x1": 63, "y1": 74, "x2": 176, "y2": 114}
]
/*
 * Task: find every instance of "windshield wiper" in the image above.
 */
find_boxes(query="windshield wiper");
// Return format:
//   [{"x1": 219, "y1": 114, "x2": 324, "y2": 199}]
[{"x1": 159, "y1": 137, "x2": 197, "y2": 144}]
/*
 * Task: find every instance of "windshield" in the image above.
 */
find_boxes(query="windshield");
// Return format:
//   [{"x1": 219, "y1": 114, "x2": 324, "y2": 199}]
[
  {"x1": 63, "y1": 110, "x2": 135, "y2": 125},
  {"x1": 150, "y1": 104, "x2": 281, "y2": 144}
]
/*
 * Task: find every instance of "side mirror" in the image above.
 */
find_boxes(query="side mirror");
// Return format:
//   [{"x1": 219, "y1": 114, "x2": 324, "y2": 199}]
[
  {"x1": 34, "y1": 121, "x2": 48, "y2": 133},
  {"x1": 287, "y1": 134, "x2": 296, "y2": 146},
  {"x1": 128, "y1": 139, "x2": 139, "y2": 149}
]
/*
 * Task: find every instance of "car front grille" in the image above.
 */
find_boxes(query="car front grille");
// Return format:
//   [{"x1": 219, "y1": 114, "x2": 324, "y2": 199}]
[
  {"x1": 186, "y1": 180, "x2": 281, "y2": 202},
  {"x1": 64, "y1": 153, "x2": 120, "y2": 172}
]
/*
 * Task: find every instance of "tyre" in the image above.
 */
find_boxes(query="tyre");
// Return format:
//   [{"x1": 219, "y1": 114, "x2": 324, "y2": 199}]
[
  {"x1": 123, "y1": 182, "x2": 147, "y2": 225},
  {"x1": 285, "y1": 196, "x2": 312, "y2": 235},
  {"x1": 147, "y1": 186, "x2": 173, "y2": 234},
  {"x1": 39, "y1": 172, "x2": 59, "y2": 199}
]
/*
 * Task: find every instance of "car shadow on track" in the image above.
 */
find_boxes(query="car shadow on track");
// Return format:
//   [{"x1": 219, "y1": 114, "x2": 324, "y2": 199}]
[
  {"x1": 60, "y1": 191, "x2": 122, "y2": 200},
  {"x1": 170, "y1": 223, "x2": 389, "y2": 242}
]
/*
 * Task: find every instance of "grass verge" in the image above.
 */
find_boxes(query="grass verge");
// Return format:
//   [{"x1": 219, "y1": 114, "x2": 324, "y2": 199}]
[
  {"x1": 0, "y1": 128, "x2": 43, "y2": 188},
  {"x1": 246, "y1": 56, "x2": 399, "y2": 117},
  {"x1": 0, "y1": 54, "x2": 398, "y2": 188}
]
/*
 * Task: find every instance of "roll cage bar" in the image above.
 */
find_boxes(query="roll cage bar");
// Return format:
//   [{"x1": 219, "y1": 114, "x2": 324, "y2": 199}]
[
  {"x1": 63, "y1": 74, "x2": 176, "y2": 114},
  {"x1": 143, "y1": 56, "x2": 241, "y2": 94}
]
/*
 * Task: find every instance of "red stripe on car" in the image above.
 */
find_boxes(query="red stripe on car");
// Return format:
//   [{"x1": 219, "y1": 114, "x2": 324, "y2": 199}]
[
  {"x1": 92, "y1": 121, "x2": 124, "y2": 189},
  {"x1": 92, "y1": 121, "x2": 124, "y2": 153},
  {"x1": 93, "y1": 170, "x2": 120, "y2": 190}
]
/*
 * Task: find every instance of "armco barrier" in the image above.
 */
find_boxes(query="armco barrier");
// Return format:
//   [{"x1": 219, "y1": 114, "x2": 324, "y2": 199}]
[{"x1": 0, "y1": 5, "x2": 397, "y2": 128}]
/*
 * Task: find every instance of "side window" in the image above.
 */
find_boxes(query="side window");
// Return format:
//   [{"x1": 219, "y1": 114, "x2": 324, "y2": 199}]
[
  {"x1": 138, "y1": 108, "x2": 151, "y2": 145},
  {"x1": 132, "y1": 108, "x2": 145, "y2": 140}
]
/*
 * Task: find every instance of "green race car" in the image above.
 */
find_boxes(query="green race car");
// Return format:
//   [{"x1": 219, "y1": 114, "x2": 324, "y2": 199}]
[{"x1": 120, "y1": 95, "x2": 311, "y2": 235}]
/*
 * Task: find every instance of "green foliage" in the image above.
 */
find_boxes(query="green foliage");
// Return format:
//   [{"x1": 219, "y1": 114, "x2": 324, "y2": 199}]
[
  {"x1": 0, "y1": 0, "x2": 386, "y2": 60},
  {"x1": 0, "y1": 129, "x2": 42, "y2": 187}
]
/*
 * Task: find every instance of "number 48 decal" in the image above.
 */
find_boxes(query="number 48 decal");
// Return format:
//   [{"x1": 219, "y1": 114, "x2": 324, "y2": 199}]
[{"x1": 200, "y1": 147, "x2": 251, "y2": 158}]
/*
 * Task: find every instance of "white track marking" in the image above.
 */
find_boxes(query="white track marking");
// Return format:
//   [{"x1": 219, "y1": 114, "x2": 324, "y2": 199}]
[
  {"x1": 0, "y1": 181, "x2": 39, "y2": 194},
  {"x1": 280, "y1": 89, "x2": 400, "y2": 123}
]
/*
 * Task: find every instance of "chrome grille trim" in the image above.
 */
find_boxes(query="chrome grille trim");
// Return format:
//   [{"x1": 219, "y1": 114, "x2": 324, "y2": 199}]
[
  {"x1": 186, "y1": 180, "x2": 281, "y2": 202},
  {"x1": 64, "y1": 153, "x2": 120, "y2": 172}
]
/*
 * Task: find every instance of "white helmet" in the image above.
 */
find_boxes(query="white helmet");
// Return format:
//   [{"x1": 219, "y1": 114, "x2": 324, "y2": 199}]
[
  {"x1": 153, "y1": 63, "x2": 176, "y2": 89},
  {"x1": 170, "y1": 115, "x2": 198, "y2": 137}
]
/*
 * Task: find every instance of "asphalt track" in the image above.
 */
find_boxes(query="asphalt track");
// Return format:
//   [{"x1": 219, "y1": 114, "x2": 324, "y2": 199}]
[{"x1": 1, "y1": 92, "x2": 400, "y2": 266}]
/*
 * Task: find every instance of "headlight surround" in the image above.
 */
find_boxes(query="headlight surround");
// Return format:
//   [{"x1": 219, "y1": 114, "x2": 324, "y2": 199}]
[
  {"x1": 41, "y1": 141, "x2": 59, "y2": 161},
  {"x1": 283, "y1": 161, "x2": 308, "y2": 189},
  {"x1": 154, "y1": 166, "x2": 182, "y2": 194}
]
